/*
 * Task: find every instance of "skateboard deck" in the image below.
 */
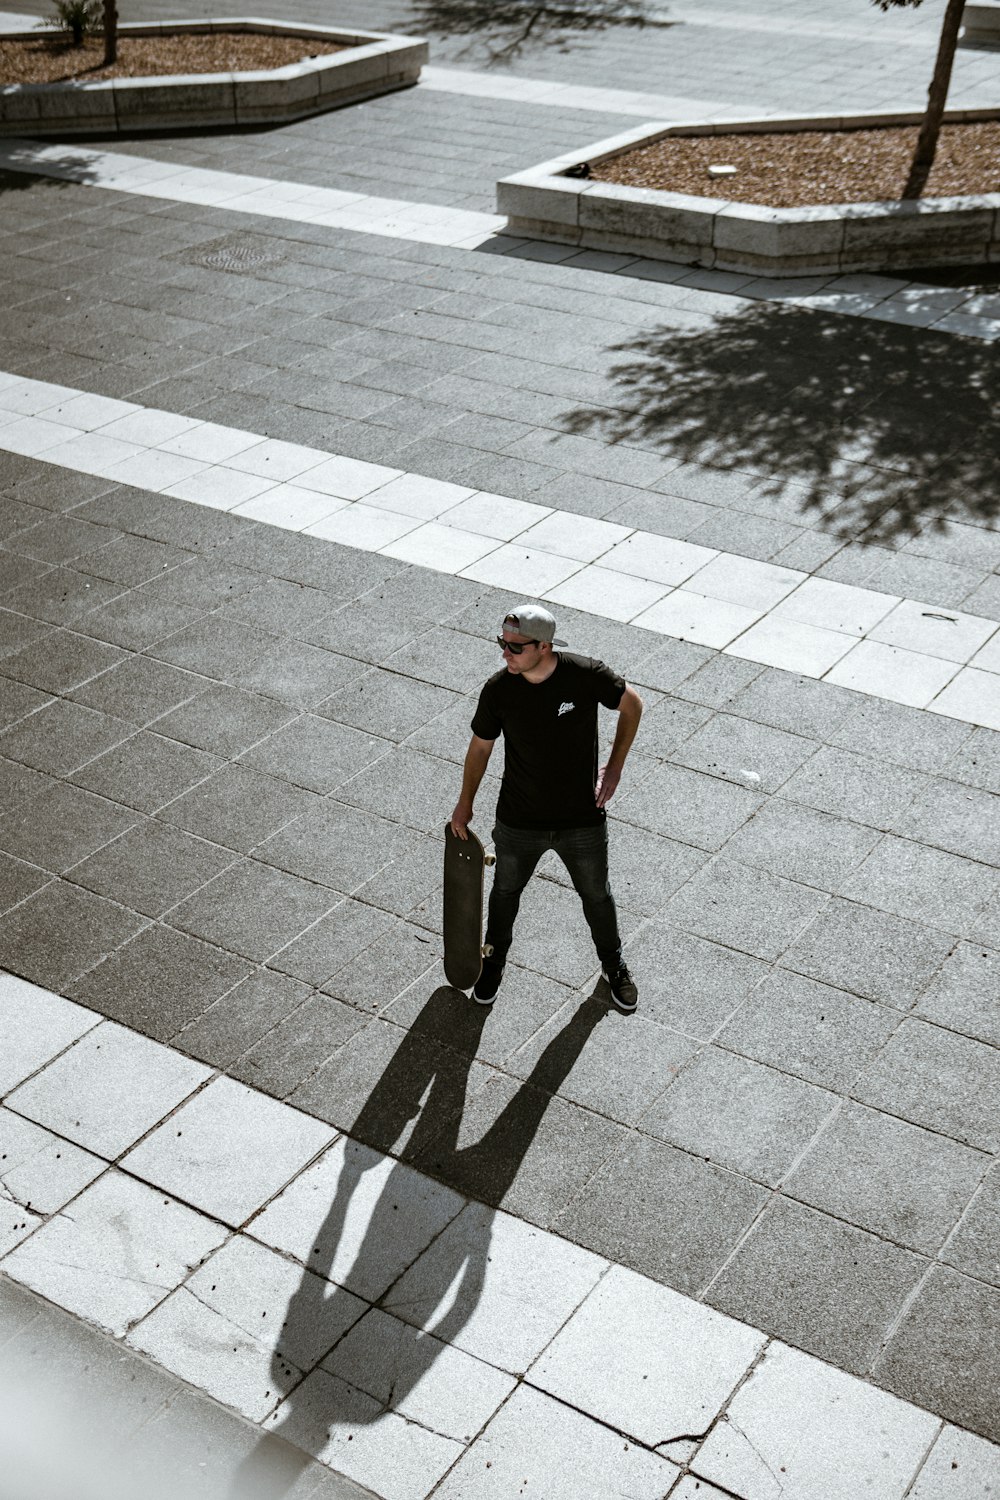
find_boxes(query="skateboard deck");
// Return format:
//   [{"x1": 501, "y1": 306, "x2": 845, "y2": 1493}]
[{"x1": 443, "y1": 824, "x2": 494, "y2": 991}]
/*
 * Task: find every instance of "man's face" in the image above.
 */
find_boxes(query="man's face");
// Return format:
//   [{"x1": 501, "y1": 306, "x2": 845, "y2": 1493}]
[{"x1": 500, "y1": 628, "x2": 547, "y2": 674}]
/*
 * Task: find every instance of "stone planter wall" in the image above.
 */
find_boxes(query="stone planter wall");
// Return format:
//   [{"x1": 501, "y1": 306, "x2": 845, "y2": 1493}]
[
  {"x1": 962, "y1": 1, "x2": 1000, "y2": 46},
  {"x1": 0, "y1": 19, "x2": 428, "y2": 135},
  {"x1": 497, "y1": 108, "x2": 1000, "y2": 277}
]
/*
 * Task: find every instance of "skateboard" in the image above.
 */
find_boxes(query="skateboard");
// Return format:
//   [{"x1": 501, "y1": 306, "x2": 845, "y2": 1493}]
[{"x1": 443, "y1": 824, "x2": 494, "y2": 991}]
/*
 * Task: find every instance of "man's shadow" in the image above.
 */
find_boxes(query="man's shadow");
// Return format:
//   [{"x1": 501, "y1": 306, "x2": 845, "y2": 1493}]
[{"x1": 231, "y1": 985, "x2": 607, "y2": 1497}]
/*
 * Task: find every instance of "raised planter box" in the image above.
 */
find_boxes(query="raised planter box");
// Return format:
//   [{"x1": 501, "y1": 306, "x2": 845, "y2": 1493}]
[
  {"x1": 962, "y1": 1, "x2": 1000, "y2": 46},
  {"x1": 0, "y1": 18, "x2": 428, "y2": 135},
  {"x1": 497, "y1": 108, "x2": 1000, "y2": 277}
]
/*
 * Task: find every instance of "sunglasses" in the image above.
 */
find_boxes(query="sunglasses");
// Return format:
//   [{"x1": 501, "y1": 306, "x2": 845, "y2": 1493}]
[{"x1": 496, "y1": 636, "x2": 539, "y2": 655}]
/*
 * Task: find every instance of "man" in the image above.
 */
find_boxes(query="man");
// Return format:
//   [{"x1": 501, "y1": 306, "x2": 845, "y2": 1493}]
[{"x1": 450, "y1": 604, "x2": 643, "y2": 1012}]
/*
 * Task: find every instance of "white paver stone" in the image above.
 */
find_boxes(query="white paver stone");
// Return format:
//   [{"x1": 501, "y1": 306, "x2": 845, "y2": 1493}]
[
  {"x1": 726, "y1": 614, "x2": 856, "y2": 677},
  {"x1": 0, "y1": 415, "x2": 85, "y2": 456},
  {"x1": 460, "y1": 542, "x2": 582, "y2": 594},
  {"x1": 868, "y1": 599, "x2": 999, "y2": 663},
  {"x1": 602, "y1": 531, "x2": 718, "y2": 586},
  {"x1": 34, "y1": 430, "x2": 143, "y2": 476},
  {"x1": 225, "y1": 437, "x2": 330, "y2": 482},
  {"x1": 0, "y1": 1198, "x2": 41, "y2": 1257},
  {"x1": 294, "y1": 454, "x2": 403, "y2": 500},
  {"x1": 633, "y1": 587, "x2": 762, "y2": 648},
  {"x1": 907, "y1": 1423, "x2": 1000, "y2": 1498},
  {"x1": 0, "y1": 378, "x2": 79, "y2": 415},
  {"x1": 514, "y1": 511, "x2": 630, "y2": 563},
  {"x1": 269, "y1": 1367, "x2": 463, "y2": 1500},
  {"x1": 2, "y1": 1170, "x2": 227, "y2": 1337},
  {"x1": 165, "y1": 466, "x2": 277, "y2": 510},
  {"x1": 96, "y1": 409, "x2": 201, "y2": 447},
  {"x1": 668, "y1": 1479, "x2": 736, "y2": 1500},
  {"x1": 100, "y1": 158, "x2": 188, "y2": 186},
  {"x1": 545, "y1": 563, "x2": 670, "y2": 621},
  {"x1": 39, "y1": 393, "x2": 140, "y2": 430},
  {"x1": 129, "y1": 1233, "x2": 366, "y2": 1422},
  {"x1": 530, "y1": 1263, "x2": 765, "y2": 1446},
  {"x1": 382, "y1": 520, "x2": 499, "y2": 572},
  {"x1": 104, "y1": 448, "x2": 208, "y2": 493},
  {"x1": 929, "y1": 667, "x2": 1000, "y2": 731},
  {"x1": 384, "y1": 1203, "x2": 607, "y2": 1375},
  {"x1": 693, "y1": 1342, "x2": 938, "y2": 1500},
  {"x1": 362, "y1": 473, "x2": 476, "y2": 520},
  {"x1": 825, "y1": 639, "x2": 960, "y2": 708},
  {"x1": 970, "y1": 630, "x2": 1000, "y2": 675},
  {"x1": 323, "y1": 1307, "x2": 516, "y2": 1444},
  {"x1": 159, "y1": 421, "x2": 263, "y2": 463},
  {"x1": 249, "y1": 1136, "x2": 465, "y2": 1303},
  {"x1": 0, "y1": 1107, "x2": 104, "y2": 1216},
  {"x1": 432, "y1": 1384, "x2": 677, "y2": 1500},
  {"x1": 231, "y1": 482, "x2": 348, "y2": 530},
  {"x1": 438, "y1": 491, "x2": 551, "y2": 540},
  {"x1": 99, "y1": 158, "x2": 187, "y2": 186},
  {"x1": 0, "y1": 973, "x2": 99, "y2": 1095},
  {"x1": 121, "y1": 1075, "x2": 333, "y2": 1227},
  {"x1": 771, "y1": 575, "x2": 898, "y2": 636},
  {"x1": 305, "y1": 503, "x2": 420, "y2": 550},
  {"x1": 6, "y1": 1021, "x2": 209, "y2": 1158},
  {"x1": 216, "y1": 189, "x2": 311, "y2": 217},
  {"x1": 686, "y1": 552, "x2": 805, "y2": 612}
]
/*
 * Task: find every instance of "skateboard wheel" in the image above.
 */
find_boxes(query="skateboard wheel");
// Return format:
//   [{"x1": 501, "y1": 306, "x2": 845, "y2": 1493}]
[{"x1": 484, "y1": 854, "x2": 495, "y2": 866}]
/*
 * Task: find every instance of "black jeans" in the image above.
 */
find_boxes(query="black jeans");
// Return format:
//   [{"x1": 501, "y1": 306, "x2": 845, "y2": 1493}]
[{"x1": 485, "y1": 819, "x2": 622, "y2": 971}]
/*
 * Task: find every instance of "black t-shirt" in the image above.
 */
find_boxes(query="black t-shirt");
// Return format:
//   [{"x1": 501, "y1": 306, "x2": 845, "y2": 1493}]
[{"x1": 471, "y1": 652, "x2": 626, "y2": 829}]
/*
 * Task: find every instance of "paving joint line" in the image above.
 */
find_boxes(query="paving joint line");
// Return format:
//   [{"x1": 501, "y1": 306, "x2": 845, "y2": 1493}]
[{"x1": 900, "y1": 1421, "x2": 951, "y2": 1500}]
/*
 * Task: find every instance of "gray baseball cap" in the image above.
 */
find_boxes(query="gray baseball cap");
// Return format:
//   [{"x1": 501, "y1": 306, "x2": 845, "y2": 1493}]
[{"x1": 502, "y1": 604, "x2": 567, "y2": 647}]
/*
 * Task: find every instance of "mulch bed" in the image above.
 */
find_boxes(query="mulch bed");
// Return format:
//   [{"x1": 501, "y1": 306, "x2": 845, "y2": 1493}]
[
  {"x1": 589, "y1": 121, "x2": 1000, "y2": 205},
  {"x1": 0, "y1": 31, "x2": 347, "y2": 85}
]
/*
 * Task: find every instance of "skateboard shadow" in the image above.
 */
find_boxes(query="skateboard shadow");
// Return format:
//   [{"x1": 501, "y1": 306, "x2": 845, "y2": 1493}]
[{"x1": 230, "y1": 986, "x2": 607, "y2": 1497}]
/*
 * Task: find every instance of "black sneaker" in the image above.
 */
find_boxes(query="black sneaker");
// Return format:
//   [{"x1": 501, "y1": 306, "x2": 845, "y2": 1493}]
[
  {"x1": 473, "y1": 958, "x2": 504, "y2": 1004},
  {"x1": 602, "y1": 962, "x2": 637, "y2": 1014}
]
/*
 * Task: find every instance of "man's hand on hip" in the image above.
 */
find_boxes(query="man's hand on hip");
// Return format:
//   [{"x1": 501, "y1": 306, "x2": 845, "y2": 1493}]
[{"x1": 595, "y1": 764, "x2": 621, "y2": 808}]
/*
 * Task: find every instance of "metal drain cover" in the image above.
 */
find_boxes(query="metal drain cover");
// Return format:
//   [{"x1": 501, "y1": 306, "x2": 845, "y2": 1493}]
[{"x1": 189, "y1": 235, "x2": 285, "y2": 274}]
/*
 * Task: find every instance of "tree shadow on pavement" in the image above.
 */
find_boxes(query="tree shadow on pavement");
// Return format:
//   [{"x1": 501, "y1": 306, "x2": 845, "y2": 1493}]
[
  {"x1": 231, "y1": 985, "x2": 607, "y2": 1498},
  {"x1": 404, "y1": 0, "x2": 669, "y2": 64},
  {"x1": 560, "y1": 299, "x2": 1000, "y2": 545},
  {"x1": 0, "y1": 144, "x2": 101, "y2": 195}
]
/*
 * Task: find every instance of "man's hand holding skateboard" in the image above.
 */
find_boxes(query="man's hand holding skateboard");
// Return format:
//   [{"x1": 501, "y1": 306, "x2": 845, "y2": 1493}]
[
  {"x1": 450, "y1": 733, "x2": 493, "y2": 843},
  {"x1": 450, "y1": 800, "x2": 473, "y2": 840}
]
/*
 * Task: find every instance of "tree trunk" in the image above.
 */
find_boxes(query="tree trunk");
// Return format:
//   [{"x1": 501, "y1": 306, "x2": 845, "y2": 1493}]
[
  {"x1": 902, "y1": 0, "x2": 966, "y2": 198},
  {"x1": 103, "y1": 0, "x2": 117, "y2": 66}
]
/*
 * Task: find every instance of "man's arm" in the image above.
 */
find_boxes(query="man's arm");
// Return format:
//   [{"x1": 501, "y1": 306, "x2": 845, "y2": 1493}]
[
  {"x1": 450, "y1": 734, "x2": 495, "y2": 839},
  {"x1": 596, "y1": 684, "x2": 643, "y2": 808}
]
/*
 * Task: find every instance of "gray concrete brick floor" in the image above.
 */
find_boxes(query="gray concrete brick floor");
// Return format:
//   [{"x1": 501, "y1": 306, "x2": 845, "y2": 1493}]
[
  {"x1": 2, "y1": 1, "x2": 1000, "y2": 1455},
  {"x1": 71, "y1": 90, "x2": 637, "y2": 216},
  {"x1": 1, "y1": 441, "x2": 1000, "y2": 1440},
  {"x1": 1, "y1": 179, "x2": 998, "y2": 609}
]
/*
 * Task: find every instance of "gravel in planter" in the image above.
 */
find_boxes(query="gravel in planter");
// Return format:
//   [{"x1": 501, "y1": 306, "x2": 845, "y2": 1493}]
[
  {"x1": 589, "y1": 122, "x2": 1000, "y2": 206},
  {"x1": 0, "y1": 32, "x2": 347, "y2": 85}
]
